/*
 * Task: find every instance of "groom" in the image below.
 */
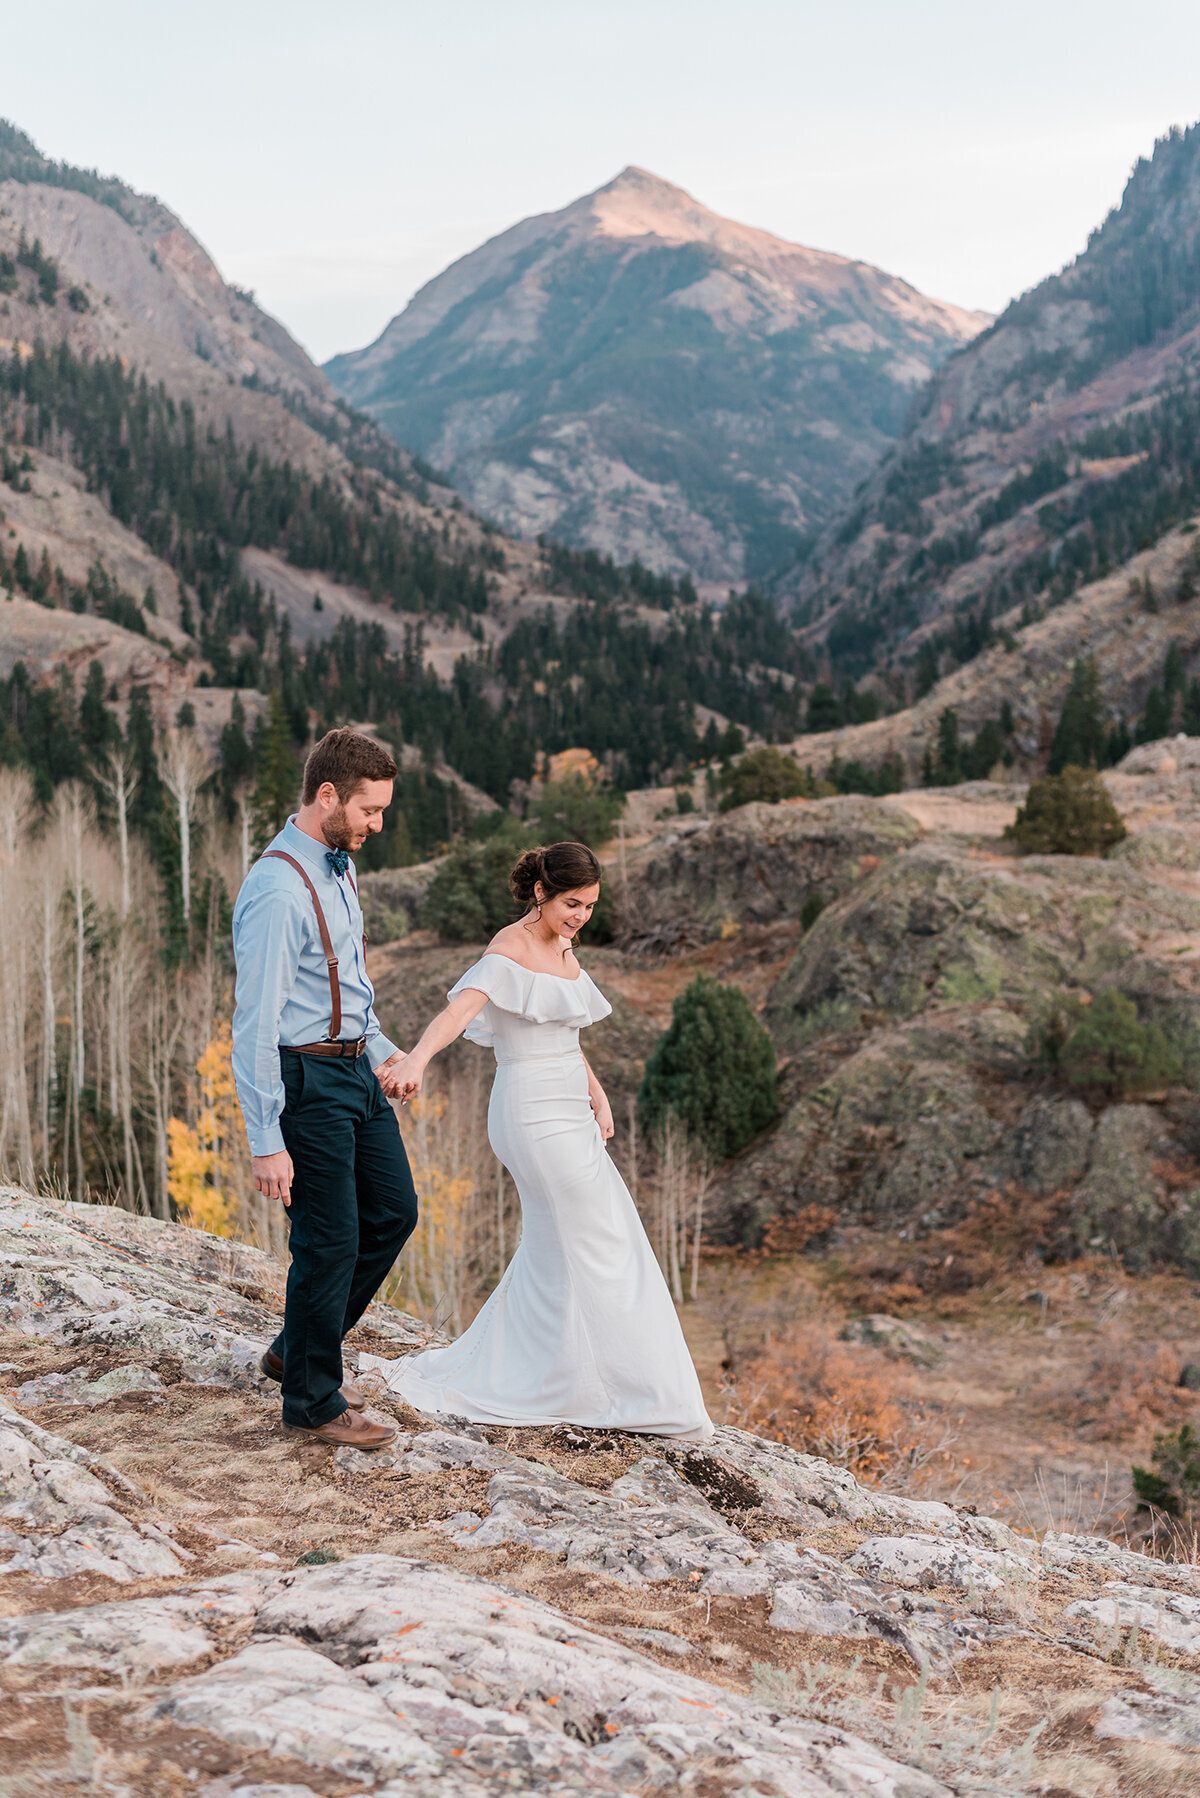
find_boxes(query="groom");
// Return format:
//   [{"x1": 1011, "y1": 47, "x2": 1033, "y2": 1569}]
[{"x1": 232, "y1": 727, "x2": 418, "y2": 1450}]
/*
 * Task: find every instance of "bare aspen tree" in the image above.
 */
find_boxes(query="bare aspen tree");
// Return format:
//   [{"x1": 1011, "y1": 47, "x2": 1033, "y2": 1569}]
[
  {"x1": 162, "y1": 730, "x2": 207, "y2": 928},
  {"x1": 690, "y1": 1157, "x2": 710, "y2": 1303},
  {"x1": 38, "y1": 865, "x2": 58, "y2": 1171},
  {"x1": 52, "y1": 784, "x2": 90, "y2": 1201},
  {"x1": 96, "y1": 746, "x2": 139, "y2": 919},
  {"x1": 237, "y1": 790, "x2": 252, "y2": 881},
  {"x1": 0, "y1": 771, "x2": 35, "y2": 1185}
]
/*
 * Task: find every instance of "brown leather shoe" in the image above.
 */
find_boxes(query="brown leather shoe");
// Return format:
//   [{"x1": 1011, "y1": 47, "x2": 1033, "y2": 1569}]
[
  {"x1": 286, "y1": 1410, "x2": 396, "y2": 1450},
  {"x1": 260, "y1": 1349, "x2": 367, "y2": 1411}
]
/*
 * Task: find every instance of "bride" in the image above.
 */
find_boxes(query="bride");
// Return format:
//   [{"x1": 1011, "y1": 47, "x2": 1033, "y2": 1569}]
[{"x1": 383, "y1": 840, "x2": 713, "y2": 1443}]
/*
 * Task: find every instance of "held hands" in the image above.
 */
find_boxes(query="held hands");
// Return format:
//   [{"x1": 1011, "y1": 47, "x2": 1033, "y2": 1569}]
[
  {"x1": 375, "y1": 1049, "x2": 425, "y2": 1106},
  {"x1": 252, "y1": 1149, "x2": 295, "y2": 1207},
  {"x1": 373, "y1": 1050, "x2": 408, "y2": 1100},
  {"x1": 395, "y1": 1053, "x2": 425, "y2": 1106}
]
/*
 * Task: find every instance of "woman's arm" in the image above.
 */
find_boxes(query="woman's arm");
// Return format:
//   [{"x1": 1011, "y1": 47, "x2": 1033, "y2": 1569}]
[
  {"x1": 395, "y1": 989, "x2": 490, "y2": 1102},
  {"x1": 582, "y1": 1055, "x2": 615, "y2": 1142}
]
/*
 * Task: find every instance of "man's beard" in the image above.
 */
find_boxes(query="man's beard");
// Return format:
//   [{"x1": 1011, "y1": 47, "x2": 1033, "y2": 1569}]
[{"x1": 320, "y1": 803, "x2": 357, "y2": 851}]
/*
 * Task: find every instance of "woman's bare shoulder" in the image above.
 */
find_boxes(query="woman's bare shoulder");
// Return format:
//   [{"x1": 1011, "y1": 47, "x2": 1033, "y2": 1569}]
[{"x1": 484, "y1": 921, "x2": 532, "y2": 963}]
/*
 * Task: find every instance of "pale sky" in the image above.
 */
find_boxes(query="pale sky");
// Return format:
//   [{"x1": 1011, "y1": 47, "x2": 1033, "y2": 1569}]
[{"x1": 5, "y1": 1, "x2": 1200, "y2": 364}]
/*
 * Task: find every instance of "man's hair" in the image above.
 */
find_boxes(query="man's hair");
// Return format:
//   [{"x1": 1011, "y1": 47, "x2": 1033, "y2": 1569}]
[{"x1": 302, "y1": 729, "x2": 398, "y2": 805}]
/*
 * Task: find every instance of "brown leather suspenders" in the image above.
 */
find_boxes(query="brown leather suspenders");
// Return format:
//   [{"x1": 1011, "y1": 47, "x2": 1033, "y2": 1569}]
[{"x1": 262, "y1": 850, "x2": 342, "y2": 1041}]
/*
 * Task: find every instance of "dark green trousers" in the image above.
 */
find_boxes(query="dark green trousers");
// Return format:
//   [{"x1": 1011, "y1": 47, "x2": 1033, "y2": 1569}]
[{"x1": 270, "y1": 1050, "x2": 418, "y2": 1427}]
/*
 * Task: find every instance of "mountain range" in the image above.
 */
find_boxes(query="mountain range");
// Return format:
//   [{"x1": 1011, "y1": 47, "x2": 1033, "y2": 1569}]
[
  {"x1": 326, "y1": 167, "x2": 987, "y2": 585},
  {"x1": 789, "y1": 123, "x2": 1200, "y2": 694},
  {"x1": 4, "y1": 112, "x2": 1200, "y2": 825}
]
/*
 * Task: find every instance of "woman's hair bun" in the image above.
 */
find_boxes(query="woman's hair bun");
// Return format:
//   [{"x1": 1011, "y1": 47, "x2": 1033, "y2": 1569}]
[
  {"x1": 508, "y1": 847, "x2": 547, "y2": 906},
  {"x1": 508, "y1": 840, "x2": 602, "y2": 908}
]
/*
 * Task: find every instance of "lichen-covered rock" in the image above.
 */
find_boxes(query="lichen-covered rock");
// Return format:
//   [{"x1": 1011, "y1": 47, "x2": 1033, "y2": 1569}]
[
  {"x1": 622, "y1": 796, "x2": 921, "y2": 947},
  {"x1": 1070, "y1": 1106, "x2": 1180, "y2": 1270},
  {"x1": 1011, "y1": 1093, "x2": 1094, "y2": 1196},
  {"x1": 1041, "y1": 1532, "x2": 1200, "y2": 1588},
  {"x1": 7, "y1": 1554, "x2": 957, "y2": 1796},
  {"x1": 703, "y1": 1427, "x2": 1020, "y2": 1551},
  {"x1": 0, "y1": 1189, "x2": 426, "y2": 1390},
  {"x1": 839, "y1": 1315, "x2": 945, "y2": 1367},
  {"x1": 1093, "y1": 1667, "x2": 1200, "y2": 1748},
  {"x1": 848, "y1": 1533, "x2": 1040, "y2": 1595},
  {"x1": 437, "y1": 1453, "x2": 761, "y2": 1586},
  {"x1": 14, "y1": 1362, "x2": 164, "y2": 1406},
  {"x1": 0, "y1": 1400, "x2": 184, "y2": 1583},
  {"x1": 1064, "y1": 1583, "x2": 1200, "y2": 1654}
]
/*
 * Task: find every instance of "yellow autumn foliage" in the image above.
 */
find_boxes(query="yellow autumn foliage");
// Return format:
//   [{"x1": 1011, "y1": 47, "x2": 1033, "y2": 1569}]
[
  {"x1": 167, "y1": 1021, "x2": 243, "y2": 1237},
  {"x1": 386, "y1": 1089, "x2": 476, "y2": 1331}
]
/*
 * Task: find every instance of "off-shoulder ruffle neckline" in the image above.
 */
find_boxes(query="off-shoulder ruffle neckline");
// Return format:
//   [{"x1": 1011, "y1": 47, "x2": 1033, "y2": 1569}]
[{"x1": 473, "y1": 951, "x2": 582, "y2": 985}]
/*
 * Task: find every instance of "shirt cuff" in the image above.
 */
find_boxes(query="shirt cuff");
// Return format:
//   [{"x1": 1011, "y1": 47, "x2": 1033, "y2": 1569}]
[
  {"x1": 247, "y1": 1123, "x2": 287, "y2": 1158},
  {"x1": 366, "y1": 1034, "x2": 399, "y2": 1070}
]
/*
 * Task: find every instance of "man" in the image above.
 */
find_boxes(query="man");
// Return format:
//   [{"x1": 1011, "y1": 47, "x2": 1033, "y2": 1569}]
[{"x1": 232, "y1": 727, "x2": 417, "y2": 1449}]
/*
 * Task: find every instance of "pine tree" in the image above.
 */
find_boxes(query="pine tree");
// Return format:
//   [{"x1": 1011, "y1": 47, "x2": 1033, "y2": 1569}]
[
  {"x1": 125, "y1": 686, "x2": 162, "y2": 835},
  {"x1": 251, "y1": 691, "x2": 299, "y2": 848},
  {"x1": 1050, "y1": 657, "x2": 1105, "y2": 773},
  {"x1": 639, "y1": 975, "x2": 777, "y2": 1161},
  {"x1": 1007, "y1": 766, "x2": 1127, "y2": 856},
  {"x1": 79, "y1": 660, "x2": 116, "y2": 769},
  {"x1": 932, "y1": 708, "x2": 962, "y2": 785},
  {"x1": 805, "y1": 683, "x2": 842, "y2": 733}
]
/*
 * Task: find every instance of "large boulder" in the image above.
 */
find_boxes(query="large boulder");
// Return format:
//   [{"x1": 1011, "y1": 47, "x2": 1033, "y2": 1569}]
[
  {"x1": 621, "y1": 796, "x2": 920, "y2": 948},
  {"x1": 765, "y1": 844, "x2": 1200, "y2": 1046}
]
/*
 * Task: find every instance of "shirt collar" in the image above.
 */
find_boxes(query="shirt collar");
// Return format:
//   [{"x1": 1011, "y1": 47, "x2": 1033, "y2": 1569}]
[{"x1": 281, "y1": 816, "x2": 337, "y2": 875}]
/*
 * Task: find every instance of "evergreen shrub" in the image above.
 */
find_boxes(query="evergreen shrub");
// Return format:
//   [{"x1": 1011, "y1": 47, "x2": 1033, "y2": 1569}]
[
  {"x1": 1006, "y1": 766, "x2": 1126, "y2": 855},
  {"x1": 639, "y1": 974, "x2": 777, "y2": 1160},
  {"x1": 1132, "y1": 1423, "x2": 1200, "y2": 1518},
  {"x1": 1034, "y1": 987, "x2": 1181, "y2": 1098},
  {"x1": 531, "y1": 772, "x2": 624, "y2": 847},
  {"x1": 421, "y1": 819, "x2": 530, "y2": 942},
  {"x1": 718, "y1": 746, "x2": 810, "y2": 812}
]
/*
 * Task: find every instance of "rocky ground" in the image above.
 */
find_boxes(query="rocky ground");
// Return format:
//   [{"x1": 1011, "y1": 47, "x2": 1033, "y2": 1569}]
[
  {"x1": 4, "y1": 1189, "x2": 1200, "y2": 1797},
  {"x1": 361, "y1": 749, "x2": 1200, "y2": 1583}
]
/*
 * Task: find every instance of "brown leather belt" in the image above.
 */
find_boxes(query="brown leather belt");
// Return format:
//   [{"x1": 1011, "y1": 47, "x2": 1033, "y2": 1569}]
[{"x1": 282, "y1": 1038, "x2": 367, "y2": 1059}]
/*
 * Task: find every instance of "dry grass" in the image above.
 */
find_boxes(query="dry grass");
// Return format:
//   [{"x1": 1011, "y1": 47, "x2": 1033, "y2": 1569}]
[
  {"x1": 1031, "y1": 1334, "x2": 1197, "y2": 1443},
  {"x1": 716, "y1": 1317, "x2": 948, "y2": 1486},
  {"x1": 829, "y1": 1183, "x2": 1078, "y2": 1315}
]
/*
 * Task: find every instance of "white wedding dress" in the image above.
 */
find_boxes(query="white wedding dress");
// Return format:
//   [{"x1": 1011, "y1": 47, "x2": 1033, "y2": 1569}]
[{"x1": 376, "y1": 954, "x2": 713, "y2": 1442}]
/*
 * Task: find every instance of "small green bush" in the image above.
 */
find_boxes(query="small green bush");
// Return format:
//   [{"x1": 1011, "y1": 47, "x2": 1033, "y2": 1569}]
[
  {"x1": 639, "y1": 974, "x2": 777, "y2": 1160},
  {"x1": 1034, "y1": 987, "x2": 1181, "y2": 1098},
  {"x1": 1005, "y1": 765, "x2": 1126, "y2": 856},
  {"x1": 531, "y1": 773, "x2": 625, "y2": 847},
  {"x1": 718, "y1": 746, "x2": 811, "y2": 812},
  {"x1": 420, "y1": 819, "x2": 530, "y2": 942},
  {"x1": 1132, "y1": 1423, "x2": 1200, "y2": 1518}
]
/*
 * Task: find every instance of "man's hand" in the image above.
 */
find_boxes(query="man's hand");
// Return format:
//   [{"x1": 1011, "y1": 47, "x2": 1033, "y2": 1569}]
[
  {"x1": 373, "y1": 1050, "x2": 408, "y2": 1099},
  {"x1": 252, "y1": 1150, "x2": 295, "y2": 1206}
]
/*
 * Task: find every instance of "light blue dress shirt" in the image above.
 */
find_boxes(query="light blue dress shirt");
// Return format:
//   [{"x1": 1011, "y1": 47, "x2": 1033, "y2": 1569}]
[{"x1": 231, "y1": 817, "x2": 398, "y2": 1157}]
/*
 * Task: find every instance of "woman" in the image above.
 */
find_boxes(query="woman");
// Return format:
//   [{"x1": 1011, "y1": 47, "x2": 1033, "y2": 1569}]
[{"x1": 382, "y1": 840, "x2": 713, "y2": 1443}]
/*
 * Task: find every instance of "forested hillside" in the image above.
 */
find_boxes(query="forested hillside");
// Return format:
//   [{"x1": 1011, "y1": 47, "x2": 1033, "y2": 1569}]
[{"x1": 786, "y1": 123, "x2": 1200, "y2": 702}]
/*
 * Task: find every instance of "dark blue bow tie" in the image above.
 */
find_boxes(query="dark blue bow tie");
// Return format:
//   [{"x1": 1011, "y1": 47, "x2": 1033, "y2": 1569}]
[{"x1": 325, "y1": 847, "x2": 351, "y2": 878}]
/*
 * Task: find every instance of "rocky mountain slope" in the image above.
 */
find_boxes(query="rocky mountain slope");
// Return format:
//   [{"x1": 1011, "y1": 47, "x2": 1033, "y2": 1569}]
[
  {"x1": 789, "y1": 122, "x2": 1200, "y2": 684},
  {"x1": 5, "y1": 1188, "x2": 1200, "y2": 1796},
  {"x1": 326, "y1": 166, "x2": 987, "y2": 585},
  {"x1": 602, "y1": 759, "x2": 1200, "y2": 1271},
  {"x1": 0, "y1": 124, "x2": 833, "y2": 818}
]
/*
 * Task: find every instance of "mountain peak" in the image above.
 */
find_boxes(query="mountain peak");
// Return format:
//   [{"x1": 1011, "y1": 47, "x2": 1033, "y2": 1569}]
[{"x1": 583, "y1": 164, "x2": 773, "y2": 254}]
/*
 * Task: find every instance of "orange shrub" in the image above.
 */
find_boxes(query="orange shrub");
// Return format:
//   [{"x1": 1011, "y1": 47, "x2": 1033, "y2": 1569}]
[{"x1": 725, "y1": 1321, "x2": 905, "y2": 1481}]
